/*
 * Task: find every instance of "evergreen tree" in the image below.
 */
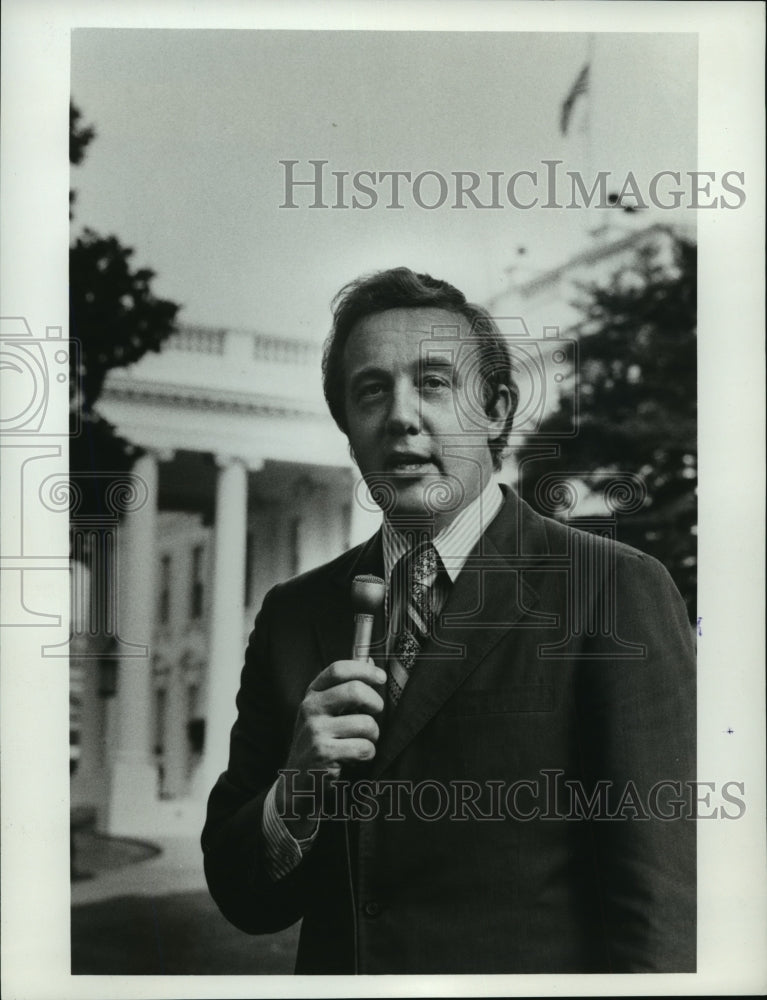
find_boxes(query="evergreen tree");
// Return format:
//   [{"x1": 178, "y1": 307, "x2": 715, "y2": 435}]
[{"x1": 519, "y1": 232, "x2": 697, "y2": 620}]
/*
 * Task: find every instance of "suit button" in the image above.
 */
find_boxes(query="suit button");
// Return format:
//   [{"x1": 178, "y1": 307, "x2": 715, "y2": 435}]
[{"x1": 364, "y1": 901, "x2": 381, "y2": 918}]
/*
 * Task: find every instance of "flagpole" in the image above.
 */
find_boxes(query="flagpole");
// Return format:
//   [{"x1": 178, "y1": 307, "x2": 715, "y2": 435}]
[
  {"x1": 580, "y1": 32, "x2": 597, "y2": 242},
  {"x1": 584, "y1": 32, "x2": 595, "y2": 195},
  {"x1": 559, "y1": 40, "x2": 595, "y2": 245}
]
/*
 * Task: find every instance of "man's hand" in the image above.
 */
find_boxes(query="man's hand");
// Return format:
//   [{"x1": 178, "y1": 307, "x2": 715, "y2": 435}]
[{"x1": 276, "y1": 659, "x2": 387, "y2": 839}]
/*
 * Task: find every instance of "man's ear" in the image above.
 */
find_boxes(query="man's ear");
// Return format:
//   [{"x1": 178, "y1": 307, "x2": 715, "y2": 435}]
[{"x1": 486, "y1": 384, "x2": 512, "y2": 437}]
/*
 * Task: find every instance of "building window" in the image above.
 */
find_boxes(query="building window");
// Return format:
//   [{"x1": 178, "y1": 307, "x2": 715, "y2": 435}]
[
  {"x1": 187, "y1": 682, "x2": 200, "y2": 721},
  {"x1": 153, "y1": 688, "x2": 167, "y2": 757},
  {"x1": 186, "y1": 683, "x2": 204, "y2": 778},
  {"x1": 153, "y1": 686, "x2": 168, "y2": 798},
  {"x1": 190, "y1": 544, "x2": 204, "y2": 620},
  {"x1": 159, "y1": 554, "x2": 171, "y2": 624}
]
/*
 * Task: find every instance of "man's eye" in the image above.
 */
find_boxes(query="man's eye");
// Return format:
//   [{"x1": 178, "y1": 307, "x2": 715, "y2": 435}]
[
  {"x1": 422, "y1": 374, "x2": 450, "y2": 391},
  {"x1": 358, "y1": 382, "x2": 384, "y2": 400}
]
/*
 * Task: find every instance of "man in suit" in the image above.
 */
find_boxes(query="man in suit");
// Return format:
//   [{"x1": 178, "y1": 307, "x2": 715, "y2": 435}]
[{"x1": 202, "y1": 267, "x2": 696, "y2": 974}]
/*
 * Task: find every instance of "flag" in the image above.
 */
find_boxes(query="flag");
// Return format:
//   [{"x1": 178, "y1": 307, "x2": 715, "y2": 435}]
[{"x1": 560, "y1": 63, "x2": 590, "y2": 135}]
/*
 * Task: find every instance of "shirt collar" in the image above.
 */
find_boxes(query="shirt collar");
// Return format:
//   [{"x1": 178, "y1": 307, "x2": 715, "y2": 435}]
[{"x1": 381, "y1": 478, "x2": 504, "y2": 585}]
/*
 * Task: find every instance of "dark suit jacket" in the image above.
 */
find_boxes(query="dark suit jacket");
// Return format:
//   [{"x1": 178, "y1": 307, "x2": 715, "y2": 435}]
[{"x1": 202, "y1": 487, "x2": 696, "y2": 974}]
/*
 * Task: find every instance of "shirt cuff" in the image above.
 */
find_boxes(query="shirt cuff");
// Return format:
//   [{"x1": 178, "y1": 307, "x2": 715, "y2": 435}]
[{"x1": 261, "y1": 779, "x2": 320, "y2": 881}]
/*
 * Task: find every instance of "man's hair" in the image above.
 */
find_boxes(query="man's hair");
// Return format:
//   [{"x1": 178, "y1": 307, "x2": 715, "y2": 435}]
[{"x1": 322, "y1": 267, "x2": 519, "y2": 471}]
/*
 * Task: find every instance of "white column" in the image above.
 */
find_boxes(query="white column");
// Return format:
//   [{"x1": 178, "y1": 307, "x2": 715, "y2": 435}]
[
  {"x1": 196, "y1": 455, "x2": 248, "y2": 802},
  {"x1": 70, "y1": 560, "x2": 98, "y2": 806},
  {"x1": 349, "y1": 473, "x2": 383, "y2": 547},
  {"x1": 105, "y1": 451, "x2": 161, "y2": 835}
]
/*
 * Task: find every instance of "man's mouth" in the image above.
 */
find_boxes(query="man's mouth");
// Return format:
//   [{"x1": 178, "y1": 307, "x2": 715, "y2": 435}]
[{"x1": 385, "y1": 452, "x2": 435, "y2": 475}]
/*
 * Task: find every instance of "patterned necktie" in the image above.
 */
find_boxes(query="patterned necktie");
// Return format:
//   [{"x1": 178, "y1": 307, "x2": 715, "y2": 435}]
[{"x1": 388, "y1": 541, "x2": 439, "y2": 707}]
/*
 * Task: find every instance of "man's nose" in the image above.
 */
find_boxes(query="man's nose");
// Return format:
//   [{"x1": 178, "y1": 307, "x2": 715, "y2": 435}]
[{"x1": 386, "y1": 382, "x2": 420, "y2": 435}]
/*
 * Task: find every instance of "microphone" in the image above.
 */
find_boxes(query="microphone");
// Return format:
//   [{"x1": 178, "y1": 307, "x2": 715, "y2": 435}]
[{"x1": 351, "y1": 574, "x2": 385, "y2": 661}]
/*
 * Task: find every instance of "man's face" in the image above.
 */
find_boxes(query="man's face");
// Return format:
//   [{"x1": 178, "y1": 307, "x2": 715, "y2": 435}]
[{"x1": 342, "y1": 307, "x2": 511, "y2": 532}]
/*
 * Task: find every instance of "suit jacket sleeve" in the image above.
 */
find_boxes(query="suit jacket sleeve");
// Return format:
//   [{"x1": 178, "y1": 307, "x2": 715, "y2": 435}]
[
  {"x1": 577, "y1": 548, "x2": 696, "y2": 972},
  {"x1": 201, "y1": 585, "x2": 309, "y2": 934}
]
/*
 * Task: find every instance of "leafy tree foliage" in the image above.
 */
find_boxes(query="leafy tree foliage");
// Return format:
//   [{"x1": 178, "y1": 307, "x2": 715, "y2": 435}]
[
  {"x1": 69, "y1": 103, "x2": 95, "y2": 218},
  {"x1": 69, "y1": 102, "x2": 180, "y2": 513},
  {"x1": 519, "y1": 232, "x2": 697, "y2": 620},
  {"x1": 69, "y1": 102, "x2": 95, "y2": 166},
  {"x1": 71, "y1": 230, "x2": 179, "y2": 413}
]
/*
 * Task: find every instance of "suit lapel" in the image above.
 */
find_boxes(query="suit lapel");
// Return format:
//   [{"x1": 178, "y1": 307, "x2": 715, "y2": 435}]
[
  {"x1": 309, "y1": 491, "x2": 556, "y2": 780},
  {"x1": 370, "y1": 488, "x2": 553, "y2": 778},
  {"x1": 313, "y1": 529, "x2": 388, "y2": 673}
]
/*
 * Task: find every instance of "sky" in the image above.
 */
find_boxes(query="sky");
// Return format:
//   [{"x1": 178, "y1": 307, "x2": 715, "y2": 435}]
[{"x1": 70, "y1": 30, "x2": 697, "y2": 340}]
